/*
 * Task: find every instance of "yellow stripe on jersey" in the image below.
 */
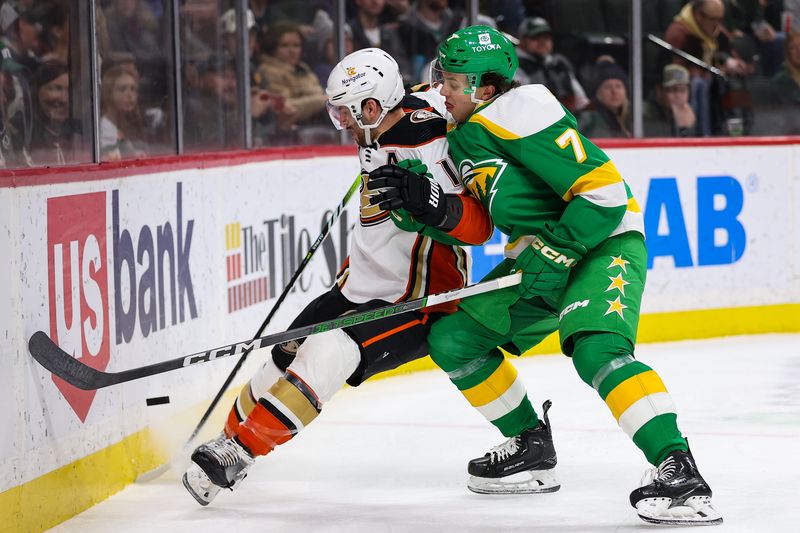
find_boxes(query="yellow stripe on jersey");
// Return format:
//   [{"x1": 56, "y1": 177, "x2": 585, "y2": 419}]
[
  {"x1": 604, "y1": 370, "x2": 668, "y2": 421},
  {"x1": 461, "y1": 358, "x2": 519, "y2": 407},
  {"x1": 468, "y1": 114, "x2": 521, "y2": 140},
  {"x1": 627, "y1": 197, "x2": 642, "y2": 213},
  {"x1": 562, "y1": 160, "x2": 624, "y2": 202}
]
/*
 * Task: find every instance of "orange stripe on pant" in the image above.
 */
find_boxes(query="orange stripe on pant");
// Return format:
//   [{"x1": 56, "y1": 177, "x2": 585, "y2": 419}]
[{"x1": 361, "y1": 314, "x2": 429, "y2": 348}]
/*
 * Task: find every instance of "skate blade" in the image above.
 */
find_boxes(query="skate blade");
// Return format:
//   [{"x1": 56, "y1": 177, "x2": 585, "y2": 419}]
[
  {"x1": 182, "y1": 466, "x2": 222, "y2": 506},
  {"x1": 468, "y1": 468, "x2": 560, "y2": 495},
  {"x1": 636, "y1": 495, "x2": 723, "y2": 526}
]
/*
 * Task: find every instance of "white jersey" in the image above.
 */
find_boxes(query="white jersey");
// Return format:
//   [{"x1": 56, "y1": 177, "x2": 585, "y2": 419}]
[{"x1": 338, "y1": 94, "x2": 469, "y2": 306}]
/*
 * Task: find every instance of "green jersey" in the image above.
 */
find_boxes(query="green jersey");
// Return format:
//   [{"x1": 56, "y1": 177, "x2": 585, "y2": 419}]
[{"x1": 447, "y1": 84, "x2": 644, "y2": 258}]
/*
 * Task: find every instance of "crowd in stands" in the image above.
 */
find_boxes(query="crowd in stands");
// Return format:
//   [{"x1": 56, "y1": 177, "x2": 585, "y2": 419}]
[{"x1": 0, "y1": 0, "x2": 798, "y2": 169}]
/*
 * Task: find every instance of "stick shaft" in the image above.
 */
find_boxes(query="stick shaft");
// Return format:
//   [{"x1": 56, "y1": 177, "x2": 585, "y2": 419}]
[
  {"x1": 647, "y1": 34, "x2": 727, "y2": 79},
  {"x1": 29, "y1": 273, "x2": 521, "y2": 390}
]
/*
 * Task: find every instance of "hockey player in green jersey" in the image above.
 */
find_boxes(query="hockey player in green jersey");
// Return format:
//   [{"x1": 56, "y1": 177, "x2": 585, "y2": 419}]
[{"x1": 368, "y1": 26, "x2": 721, "y2": 526}]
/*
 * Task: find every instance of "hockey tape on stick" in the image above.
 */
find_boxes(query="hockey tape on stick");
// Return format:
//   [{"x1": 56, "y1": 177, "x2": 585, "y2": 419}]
[
  {"x1": 28, "y1": 272, "x2": 521, "y2": 390},
  {"x1": 184, "y1": 174, "x2": 360, "y2": 445}
]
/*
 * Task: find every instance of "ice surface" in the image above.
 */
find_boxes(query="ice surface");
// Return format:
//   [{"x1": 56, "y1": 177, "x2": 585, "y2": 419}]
[{"x1": 50, "y1": 334, "x2": 800, "y2": 532}]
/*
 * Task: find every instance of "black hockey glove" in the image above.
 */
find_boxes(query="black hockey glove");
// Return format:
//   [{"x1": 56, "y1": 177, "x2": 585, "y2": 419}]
[{"x1": 367, "y1": 159, "x2": 447, "y2": 227}]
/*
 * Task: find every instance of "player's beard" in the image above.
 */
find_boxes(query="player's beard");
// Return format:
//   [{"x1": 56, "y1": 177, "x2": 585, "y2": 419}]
[{"x1": 350, "y1": 126, "x2": 367, "y2": 147}]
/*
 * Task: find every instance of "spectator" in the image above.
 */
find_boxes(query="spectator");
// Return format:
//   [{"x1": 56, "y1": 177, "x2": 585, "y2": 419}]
[
  {"x1": 580, "y1": 58, "x2": 632, "y2": 138},
  {"x1": 260, "y1": 0, "x2": 333, "y2": 39},
  {"x1": 27, "y1": 60, "x2": 82, "y2": 165},
  {"x1": 0, "y1": 4, "x2": 38, "y2": 154},
  {"x1": 379, "y1": 0, "x2": 411, "y2": 24},
  {"x1": 105, "y1": 0, "x2": 168, "y2": 117},
  {"x1": 250, "y1": 0, "x2": 271, "y2": 37},
  {"x1": 771, "y1": 30, "x2": 800, "y2": 104},
  {"x1": 349, "y1": 0, "x2": 412, "y2": 80},
  {"x1": 397, "y1": 0, "x2": 466, "y2": 81},
  {"x1": 37, "y1": 1, "x2": 69, "y2": 64},
  {"x1": 183, "y1": 53, "x2": 242, "y2": 150},
  {"x1": 665, "y1": 0, "x2": 750, "y2": 135},
  {"x1": 0, "y1": 2, "x2": 43, "y2": 71},
  {"x1": 95, "y1": 2, "x2": 111, "y2": 66},
  {"x1": 256, "y1": 21, "x2": 327, "y2": 133},
  {"x1": 104, "y1": 0, "x2": 162, "y2": 67},
  {"x1": 0, "y1": 43, "x2": 26, "y2": 167},
  {"x1": 179, "y1": 0, "x2": 220, "y2": 66},
  {"x1": 514, "y1": 16, "x2": 589, "y2": 112},
  {"x1": 484, "y1": 0, "x2": 527, "y2": 35},
  {"x1": 219, "y1": 7, "x2": 257, "y2": 63},
  {"x1": 644, "y1": 64, "x2": 699, "y2": 137},
  {"x1": 312, "y1": 17, "x2": 354, "y2": 84},
  {"x1": 786, "y1": 0, "x2": 800, "y2": 32},
  {"x1": 100, "y1": 65, "x2": 148, "y2": 160},
  {"x1": 725, "y1": 0, "x2": 784, "y2": 76}
]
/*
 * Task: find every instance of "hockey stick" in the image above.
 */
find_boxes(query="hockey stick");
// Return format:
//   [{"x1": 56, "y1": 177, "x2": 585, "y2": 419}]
[
  {"x1": 28, "y1": 272, "x2": 521, "y2": 391},
  {"x1": 184, "y1": 175, "x2": 360, "y2": 444},
  {"x1": 647, "y1": 34, "x2": 728, "y2": 80}
]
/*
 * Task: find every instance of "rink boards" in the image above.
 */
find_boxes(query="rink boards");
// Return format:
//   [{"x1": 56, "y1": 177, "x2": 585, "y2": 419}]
[{"x1": 1, "y1": 140, "x2": 799, "y2": 531}]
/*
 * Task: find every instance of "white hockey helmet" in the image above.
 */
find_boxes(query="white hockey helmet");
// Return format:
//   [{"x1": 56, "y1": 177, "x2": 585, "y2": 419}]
[{"x1": 325, "y1": 48, "x2": 405, "y2": 145}]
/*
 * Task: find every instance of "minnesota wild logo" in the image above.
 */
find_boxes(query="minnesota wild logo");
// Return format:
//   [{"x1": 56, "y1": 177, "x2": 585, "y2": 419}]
[{"x1": 459, "y1": 158, "x2": 507, "y2": 209}]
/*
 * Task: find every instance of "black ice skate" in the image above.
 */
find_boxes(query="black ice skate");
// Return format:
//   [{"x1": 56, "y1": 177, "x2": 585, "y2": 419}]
[
  {"x1": 182, "y1": 434, "x2": 255, "y2": 506},
  {"x1": 467, "y1": 400, "x2": 559, "y2": 494},
  {"x1": 630, "y1": 448, "x2": 722, "y2": 526}
]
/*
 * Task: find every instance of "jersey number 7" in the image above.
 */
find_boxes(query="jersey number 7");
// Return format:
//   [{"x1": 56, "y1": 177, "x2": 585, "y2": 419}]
[{"x1": 555, "y1": 128, "x2": 587, "y2": 163}]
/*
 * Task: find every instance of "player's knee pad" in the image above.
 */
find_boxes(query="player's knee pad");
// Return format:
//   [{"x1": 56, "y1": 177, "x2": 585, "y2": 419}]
[
  {"x1": 286, "y1": 329, "x2": 360, "y2": 403},
  {"x1": 427, "y1": 317, "x2": 473, "y2": 371},
  {"x1": 571, "y1": 332, "x2": 635, "y2": 388}
]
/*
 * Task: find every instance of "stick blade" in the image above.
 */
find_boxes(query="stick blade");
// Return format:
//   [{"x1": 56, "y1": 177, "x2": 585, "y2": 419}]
[{"x1": 28, "y1": 331, "x2": 109, "y2": 390}]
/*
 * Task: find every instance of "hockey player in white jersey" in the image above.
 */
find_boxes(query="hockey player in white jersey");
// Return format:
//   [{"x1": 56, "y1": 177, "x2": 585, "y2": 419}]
[{"x1": 183, "y1": 48, "x2": 492, "y2": 506}]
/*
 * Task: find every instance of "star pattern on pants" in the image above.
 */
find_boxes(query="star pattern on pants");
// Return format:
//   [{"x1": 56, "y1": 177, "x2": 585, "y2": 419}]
[
  {"x1": 604, "y1": 295, "x2": 627, "y2": 319},
  {"x1": 608, "y1": 255, "x2": 629, "y2": 273},
  {"x1": 605, "y1": 273, "x2": 629, "y2": 296}
]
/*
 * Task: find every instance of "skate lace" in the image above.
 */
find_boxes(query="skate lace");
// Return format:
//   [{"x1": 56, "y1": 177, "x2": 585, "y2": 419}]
[
  {"x1": 206, "y1": 439, "x2": 251, "y2": 468},
  {"x1": 640, "y1": 455, "x2": 678, "y2": 486},
  {"x1": 488, "y1": 436, "x2": 520, "y2": 464}
]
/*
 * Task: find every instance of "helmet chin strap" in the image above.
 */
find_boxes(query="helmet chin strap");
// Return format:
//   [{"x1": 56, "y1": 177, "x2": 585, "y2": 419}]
[
  {"x1": 464, "y1": 73, "x2": 493, "y2": 105},
  {"x1": 363, "y1": 124, "x2": 376, "y2": 146},
  {"x1": 469, "y1": 91, "x2": 491, "y2": 104}
]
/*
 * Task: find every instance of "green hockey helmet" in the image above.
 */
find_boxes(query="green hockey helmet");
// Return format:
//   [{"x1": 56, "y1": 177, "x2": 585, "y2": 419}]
[{"x1": 432, "y1": 25, "x2": 518, "y2": 97}]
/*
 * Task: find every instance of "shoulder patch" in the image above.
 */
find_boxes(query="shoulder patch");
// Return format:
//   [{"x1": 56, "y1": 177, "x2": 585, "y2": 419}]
[
  {"x1": 378, "y1": 112, "x2": 447, "y2": 148},
  {"x1": 410, "y1": 109, "x2": 439, "y2": 123}
]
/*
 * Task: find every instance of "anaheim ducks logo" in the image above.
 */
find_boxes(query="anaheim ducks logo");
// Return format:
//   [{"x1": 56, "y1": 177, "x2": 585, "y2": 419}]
[
  {"x1": 410, "y1": 109, "x2": 438, "y2": 123},
  {"x1": 459, "y1": 158, "x2": 507, "y2": 210}
]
